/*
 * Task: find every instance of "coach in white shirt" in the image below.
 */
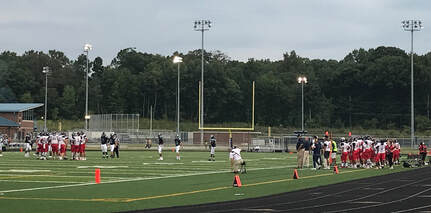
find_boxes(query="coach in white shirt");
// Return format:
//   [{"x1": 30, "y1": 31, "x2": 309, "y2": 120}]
[{"x1": 230, "y1": 146, "x2": 244, "y2": 173}]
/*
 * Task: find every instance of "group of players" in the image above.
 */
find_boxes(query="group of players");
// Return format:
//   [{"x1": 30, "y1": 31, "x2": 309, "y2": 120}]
[
  {"x1": 338, "y1": 136, "x2": 401, "y2": 169},
  {"x1": 25, "y1": 132, "x2": 88, "y2": 160},
  {"x1": 144, "y1": 133, "x2": 216, "y2": 161}
]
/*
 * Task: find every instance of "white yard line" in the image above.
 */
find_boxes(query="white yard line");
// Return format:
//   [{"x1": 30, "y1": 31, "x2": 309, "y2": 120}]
[
  {"x1": 0, "y1": 180, "x2": 85, "y2": 184},
  {"x1": 0, "y1": 165, "x2": 292, "y2": 194},
  {"x1": 0, "y1": 174, "x2": 130, "y2": 179}
]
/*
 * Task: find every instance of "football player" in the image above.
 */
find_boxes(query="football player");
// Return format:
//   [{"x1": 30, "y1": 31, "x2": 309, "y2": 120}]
[{"x1": 174, "y1": 135, "x2": 182, "y2": 160}]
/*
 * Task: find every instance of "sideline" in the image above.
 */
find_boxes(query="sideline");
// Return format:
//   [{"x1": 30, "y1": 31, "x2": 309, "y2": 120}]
[
  {"x1": 0, "y1": 165, "x2": 292, "y2": 194},
  {"x1": 0, "y1": 169, "x2": 366, "y2": 203}
]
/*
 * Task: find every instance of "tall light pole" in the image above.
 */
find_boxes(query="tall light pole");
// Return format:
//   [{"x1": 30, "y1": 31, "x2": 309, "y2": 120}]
[
  {"x1": 42, "y1": 66, "x2": 50, "y2": 132},
  {"x1": 83, "y1": 43, "x2": 92, "y2": 131},
  {"x1": 194, "y1": 20, "x2": 211, "y2": 144},
  {"x1": 402, "y1": 20, "x2": 423, "y2": 148},
  {"x1": 173, "y1": 56, "x2": 183, "y2": 136},
  {"x1": 297, "y1": 76, "x2": 307, "y2": 132}
]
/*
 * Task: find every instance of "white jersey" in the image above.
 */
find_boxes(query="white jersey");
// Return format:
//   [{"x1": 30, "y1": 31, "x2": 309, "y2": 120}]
[
  {"x1": 81, "y1": 135, "x2": 87, "y2": 145},
  {"x1": 357, "y1": 140, "x2": 364, "y2": 151},
  {"x1": 363, "y1": 140, "x2": 372, "y2": 150},
  {"x1": 229, "y1": 148, "x2": 242, "y2": 161},
  {"x1": 58, "y1": 136, "x2": 65, "y2": 145},
  {"x1": 41, "y1": 136, "x2": 49, "y2": 144},
  {"x1": 324, "y1": 141, "x2": 331, "y2": 152},
  {"x1": 352, "y1": 141, "x2": 360, "y2": 151},
  {"x1": 74, "y1": 136, "x2": 81, "y2": 146},
  {"x1": 377, "y1": 143, "x2": 386, "y2": 154},
  {"x1": 51, "y1": 135, "x2": 59, "y2": 144},
  {"x1": 341, "y1": 142, "x2": 349, "y2": 153}
]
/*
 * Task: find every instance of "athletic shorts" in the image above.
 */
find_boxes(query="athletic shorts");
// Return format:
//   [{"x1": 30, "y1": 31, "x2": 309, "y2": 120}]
[
  {"x1": 377, "y1": 153, "x2": 386, "y2": 162},
  {"x1": 101, "y1": 144, "x2": 107, "y2": 153},
  {"x1": 210, "y1": 147, "x2": 215, "y2": 155},
  {"x1": 110, "y1": 144, "x2": 115, "y2": 152},
  {"x1": 353, "y1": 151, "x2": 360, "y2": 161},
  {"x1": 60, "y1": 144, "x2": 66, "y2": 154},
  {"x1": 80, "y1": 144, "x2": 86, "y2": 153},
  {"x1": 232, "y1": 159, "x2": 244, "y2": 173},
  {"x1": 341, "y1": 152, "x2": 348, "y2": 162},
  {"x1": 48, "y1": 145, "x2": 52, "y2": 152},
  {"x1": 324, "y1": 151, "x2": 330, "y2": 159},
  {"x1": 158, "y1": 145, "x2": 163, "y2": 154},
  {"x1": 175, "y1": 145, "x2": 180, "y2": 153},
  {"x1": 51, "y1": 144, "x2": 59, "y2": 153},
  {"x1": 331, "y1": 152, "x2": 336, "y2": 159}
]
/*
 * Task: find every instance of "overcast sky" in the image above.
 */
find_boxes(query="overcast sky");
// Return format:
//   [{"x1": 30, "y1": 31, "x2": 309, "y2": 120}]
[{"x1": 0, "y1": 0, "x2": 430, "y2": 64}]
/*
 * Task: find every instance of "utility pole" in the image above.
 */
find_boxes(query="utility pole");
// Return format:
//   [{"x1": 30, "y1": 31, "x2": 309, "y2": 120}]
[
  {"x1": 402, "y1": 20, "x2": 422, "y2": 148},
  {"x1": 194, "y1": 20, "x2": 211, "y2": 144}
]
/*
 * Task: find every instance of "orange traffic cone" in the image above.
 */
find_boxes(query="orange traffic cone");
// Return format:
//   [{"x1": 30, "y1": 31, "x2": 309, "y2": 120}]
[
  {"x1": 334, "y1": 165, "x2": 339, "y2": 174},
  {"x1": 95, "y1": 168, "x2": 101, "y2": 184},
  {"x1": 293, "y1": 169, "x2": 300, "y2": 179},
  {"x1": 233, "y1": 175, "x2": 242, "y2": 187},
  {"x1": 20, "y1": 147, "x2": 23, "y2": 152}
]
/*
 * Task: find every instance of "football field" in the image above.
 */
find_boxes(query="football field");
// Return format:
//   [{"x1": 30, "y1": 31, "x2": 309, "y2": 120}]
[{"x1": 0, "y1": 150, "x2": 410, "y2": 213}]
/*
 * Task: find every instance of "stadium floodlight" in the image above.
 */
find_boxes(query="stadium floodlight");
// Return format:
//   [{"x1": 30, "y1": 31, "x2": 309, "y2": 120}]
[
  {"x1": 194, "y1": 19, "x2": 211, "y2": 144},
  {"x1": 83, "y1": 43, "x2": 92, "y2": 131},
  {"x1": 42, "y1": 66, "x2": 50, "y2": 132},
  {"x1": 173, "y1": 56, "x2": 183, "y2": 135},
  {"x1": 402, "y1": 20, "x2": 423, "y2": 149},
  {"x1": 297, "y1": 76, "x2": 307, "y2": 132}
]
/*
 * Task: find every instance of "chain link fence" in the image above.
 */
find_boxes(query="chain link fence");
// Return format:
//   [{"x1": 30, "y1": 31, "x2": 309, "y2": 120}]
[{"x1": 89, "y1": 114, "x2": 140, "y2": 133}]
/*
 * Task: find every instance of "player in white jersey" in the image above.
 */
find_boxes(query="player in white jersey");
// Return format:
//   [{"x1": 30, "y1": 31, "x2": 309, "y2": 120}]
[
  {"x1": 72, "y1": 133, "x2": 81, "y2": 160},
  {"x1": 80, "y1": 133, "x2": 87, "y2": 160},
  {"x1": 51, "y1": 134, "x2": 59, "y2": 159},
  {"x1": 40, "y1": 135, "x2": 49, "y2": 160},
  {"x1": 58, "y1": 134, "x2": 66, "y2": 160},
  {"x1": 362, "y1": 138, "x2": 372, "y2": 168},
  {"x1": 393, "y1": 139, "x2": 401, "y2": 165},
  {"x1": 323, "y1": 136, "x2": 331, "y2": 169},
  {"x1": 375, "y1": 140, "x2": 386, "y2": 169},
  {"x1": 230, "y1": 146, "x2": 244, "y2": 173},
  {"x1": 340, "y1": 138, "x2": 349, "y2": 168}
]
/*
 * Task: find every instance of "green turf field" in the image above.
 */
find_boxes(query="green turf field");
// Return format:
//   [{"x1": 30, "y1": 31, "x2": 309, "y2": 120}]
[{"x1": 0, "y1": 150, "x2": 411, "y2": 213}]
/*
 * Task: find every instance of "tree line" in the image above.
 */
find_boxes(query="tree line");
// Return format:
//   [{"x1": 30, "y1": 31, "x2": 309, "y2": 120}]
[{"x1": 1, "y1": 46, "x2": 431, "y2": 131}]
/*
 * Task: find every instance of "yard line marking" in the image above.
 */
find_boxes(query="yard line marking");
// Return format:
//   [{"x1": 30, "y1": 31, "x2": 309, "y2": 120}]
[
  {"x1": 142, "y1": 162, "x2": 184, "y2": 165},
  {"x1": 77, "y1": 166, "x2": 129, "y2": 169},
  {"x1": 0, "y1": 196, "x2": 129, "y2": 203},
  {"x1": 0, "y1": 165, "x2": 291, "y2": 194},
  {"x1": 192, "y1": 160, "x2": 227, "y2": 163},
  {"x1": 0, "y1": 169, "x2": 51, "y2": 173},
  {"x1": 0, "y1": 180, "x2": 86, "y2": 184},
  {"x1": 0, "y1": 174, "x2": 132, "y2": 179}
]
